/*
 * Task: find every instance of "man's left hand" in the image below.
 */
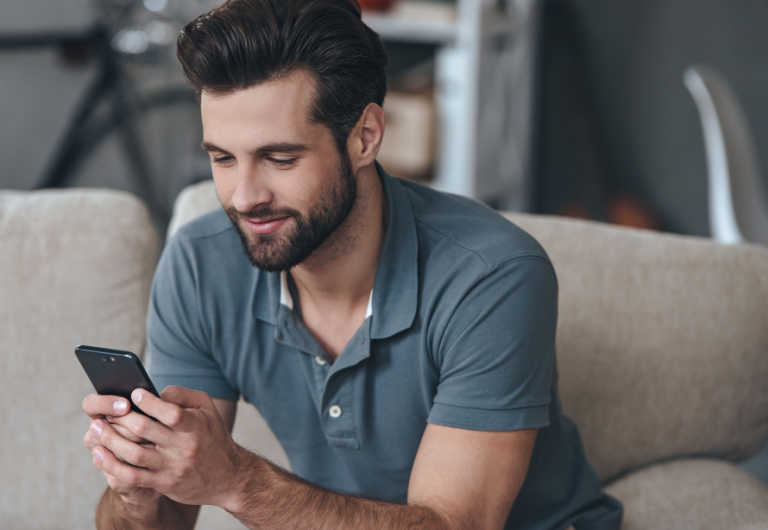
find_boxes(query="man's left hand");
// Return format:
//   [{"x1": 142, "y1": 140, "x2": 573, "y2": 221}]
[{"x1": 90, "y1": 385, "x2": 243, "y2": 508}]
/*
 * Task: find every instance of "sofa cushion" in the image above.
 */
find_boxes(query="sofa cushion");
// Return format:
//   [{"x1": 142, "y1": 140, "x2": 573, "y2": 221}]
[
  {"x1": 0, "y1": 189, "x2": 158, "y2": 529},
  {"x1": 605, "y1": 459, "x2": 768, "y2": 529},
  {"x1": 506, "y1": 213, "x2": 768, "y2": 481}
]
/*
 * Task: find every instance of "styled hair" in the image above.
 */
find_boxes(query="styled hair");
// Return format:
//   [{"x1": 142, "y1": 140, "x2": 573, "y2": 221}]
[{"x1": 177, "y1": 0, "x2": 388, "y2": 152}]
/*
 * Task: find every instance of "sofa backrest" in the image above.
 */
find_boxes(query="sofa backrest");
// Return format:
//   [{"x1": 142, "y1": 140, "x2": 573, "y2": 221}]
[
  {"x1": 0, "y1": 190, "x2": 159, "y2": 528},
  {"x1": 507, "y1": 212, "x2": 768, "y2": 481},
  {"x1": 168, "y1": 180, "x2": 768, "y2": 483}
]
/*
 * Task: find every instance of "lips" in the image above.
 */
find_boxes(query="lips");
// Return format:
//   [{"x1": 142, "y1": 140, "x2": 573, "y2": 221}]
[{"x1": 242, "y1": 216, "x2": 290, "y2": 235}]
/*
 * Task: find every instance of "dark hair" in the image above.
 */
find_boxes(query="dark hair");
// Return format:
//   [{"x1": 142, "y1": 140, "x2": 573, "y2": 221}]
[{"x1": 177, "y1": 0, "x2": 388, "y2": 152}]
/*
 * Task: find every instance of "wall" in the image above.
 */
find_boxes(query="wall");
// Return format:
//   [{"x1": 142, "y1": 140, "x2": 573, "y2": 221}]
[{"x1": 536, "y1": 0, "x2": 768, "y2": 236}]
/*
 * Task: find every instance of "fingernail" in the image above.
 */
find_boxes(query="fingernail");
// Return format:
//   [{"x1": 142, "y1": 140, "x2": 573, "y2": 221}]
[
  {"x1": 132, "y1": 389, "x2": 143, "y2": 403},
  {"x1": 92, "y1": 448, "x2": 103, "y2": 463},
  {"x1": 90, "y1": 421, "x2": 103, "y2": 435},
  {"x1": 113, "y1": 400, "x2": 128, "y2": 412}
]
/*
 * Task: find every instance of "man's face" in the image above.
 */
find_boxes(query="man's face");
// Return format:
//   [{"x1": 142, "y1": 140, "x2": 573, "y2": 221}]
[{"x1": 200, "y1": 71, "x2": 356, "y2": 271}]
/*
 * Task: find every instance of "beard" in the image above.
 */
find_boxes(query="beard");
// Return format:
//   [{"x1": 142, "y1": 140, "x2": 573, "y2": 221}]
[{"x1": 225, "y1": 152, "x2": 356, "y2": 272}]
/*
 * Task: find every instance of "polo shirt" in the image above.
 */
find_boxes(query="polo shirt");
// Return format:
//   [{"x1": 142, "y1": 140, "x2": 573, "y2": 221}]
[{"x1": 147, "y1": 167, "x2": 622, "y2": 529}]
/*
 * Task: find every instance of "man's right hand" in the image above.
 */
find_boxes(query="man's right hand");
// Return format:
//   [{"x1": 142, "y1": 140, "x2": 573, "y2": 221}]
[{"x1": 82, "y1": 393, "x2": 163, "y2": 521}]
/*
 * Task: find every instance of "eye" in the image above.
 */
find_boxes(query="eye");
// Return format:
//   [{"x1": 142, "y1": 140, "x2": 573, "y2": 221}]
[
  {"x1": 267, "y1": 156, "x2": 298, "y2": 167},
  {"x1": 211, "y1": 154, "x2": 234, "y2": 165}
]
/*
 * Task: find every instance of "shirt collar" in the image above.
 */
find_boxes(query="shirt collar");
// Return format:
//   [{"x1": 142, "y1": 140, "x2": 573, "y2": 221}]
[
  {"x1": 253, "y1": 164, "x2": 418, "y2": 338},
  {"x1": 369, "y1": 164, "x2": 419, "y2": 339},
  {"x1": 279, "y1": 270, "x2": 373, "y2": 319}
]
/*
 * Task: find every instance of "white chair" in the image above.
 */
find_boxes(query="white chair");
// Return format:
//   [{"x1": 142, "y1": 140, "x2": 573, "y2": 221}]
[{"x1": 684, "y1": 65, "x2": 768, "y2": 246}]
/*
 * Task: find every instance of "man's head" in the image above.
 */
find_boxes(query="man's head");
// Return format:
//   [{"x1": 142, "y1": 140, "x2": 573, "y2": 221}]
[{"x1": 177, "y1": 0, "x2": 388, "y2": 271}]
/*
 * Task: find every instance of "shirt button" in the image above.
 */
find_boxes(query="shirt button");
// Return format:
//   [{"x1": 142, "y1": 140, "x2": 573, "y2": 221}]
[
  {"x1": 329, "y1": 405, "x2": 342, "y2": 418},
  {"x1": 314, "y1": 355, "x2": 327, "y2": 366}
]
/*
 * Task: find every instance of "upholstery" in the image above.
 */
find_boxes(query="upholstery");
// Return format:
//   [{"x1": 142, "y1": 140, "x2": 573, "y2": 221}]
[
  {"x1": 507, "y1": 213, "x2": 768, "y2": 481},
  {"x1": 0, "y1": 189, "x2": 159, "y2": 529},
  {"x1": 604, "y1": 459, "x2": 768, "y2": 529}
]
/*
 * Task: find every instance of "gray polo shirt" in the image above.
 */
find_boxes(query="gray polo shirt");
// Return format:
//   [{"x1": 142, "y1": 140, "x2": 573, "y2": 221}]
[{"x1": 147, "y1": 168, "x2": 622, "y2": 529}]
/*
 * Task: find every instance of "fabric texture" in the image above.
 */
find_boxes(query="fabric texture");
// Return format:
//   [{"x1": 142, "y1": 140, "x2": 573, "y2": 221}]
[
  {"x1": 604, "y1": 458, "x2": 768, "y2": 530},
  {"x1": 0, "y1": 189, "x2": 158, "y2": 529},
  {"x1": 150, "y1": 170, "x2": 620, "y2": 530},
  {"x1": 506, "y1": 213, "x2": 768, "y2": 482}
]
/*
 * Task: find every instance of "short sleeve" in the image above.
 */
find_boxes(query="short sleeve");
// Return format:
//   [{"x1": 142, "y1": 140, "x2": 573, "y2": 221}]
[
  {"x1": 428, "y1": 256, "x2": 558, "y2": 431},
  {"x1": 146, "y1": 234, "x2": 239, "y2": 401}
]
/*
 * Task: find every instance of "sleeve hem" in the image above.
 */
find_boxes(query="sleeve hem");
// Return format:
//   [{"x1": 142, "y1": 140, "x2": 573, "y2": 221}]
[
  {"x1": 151, "y1": 374, "x2": 239, "y2": 401},
  {"x1": 427, "y1": 402, "x2": 550, "y2": 431}
]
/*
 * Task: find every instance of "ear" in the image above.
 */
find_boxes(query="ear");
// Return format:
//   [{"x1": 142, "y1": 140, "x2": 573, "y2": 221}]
[{"x1": 347, "y1": 102, "x2": 386, "y2": 173}]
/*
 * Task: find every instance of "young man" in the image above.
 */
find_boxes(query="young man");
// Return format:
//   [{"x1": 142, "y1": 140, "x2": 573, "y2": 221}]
[{"x1": 81, "y1": 1, "x2": 622, "y2": 528}]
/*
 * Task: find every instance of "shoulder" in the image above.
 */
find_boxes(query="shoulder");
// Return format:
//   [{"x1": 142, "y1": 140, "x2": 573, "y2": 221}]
[
  {"x1": 171, "y1": 208, "x2": 236, "y2": 246},
  {"x1": 164, "y1": 209, "x2": 245, "y2": 264},
  {"x1": 158, "y1": 208, "x2": 259, "y2": 290},
  {"x1": 397, "y1": 179, "x2": 551, "y2": 273}
]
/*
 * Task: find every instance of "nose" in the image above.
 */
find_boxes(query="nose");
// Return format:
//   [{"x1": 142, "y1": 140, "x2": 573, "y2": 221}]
[{"x1": 231, "y1": 164, "x2": 274, "y2": 214}]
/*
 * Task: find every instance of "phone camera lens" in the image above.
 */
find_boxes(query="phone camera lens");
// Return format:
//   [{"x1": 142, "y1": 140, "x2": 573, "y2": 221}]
[{"x1": 109, "y1": 356, "x2": 116, "y2": 362}]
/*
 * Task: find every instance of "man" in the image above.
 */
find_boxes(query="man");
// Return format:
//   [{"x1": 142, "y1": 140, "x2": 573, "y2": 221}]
[{"x1": 82, "y1": 0, "x2": 622, "y2": 528}]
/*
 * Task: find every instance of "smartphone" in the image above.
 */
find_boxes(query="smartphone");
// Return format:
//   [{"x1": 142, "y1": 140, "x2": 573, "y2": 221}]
[{"x1": 75, "y1": 345, "x2": 159, "y2": 414}]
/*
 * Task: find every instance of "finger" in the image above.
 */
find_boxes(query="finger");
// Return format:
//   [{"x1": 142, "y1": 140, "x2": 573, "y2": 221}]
[
  {"x1": 83, "y1": 427, "x2": 100, "y2": 450},
  {"x1": 91, "y1": 420, "x2": 162, "y2": 470},
  {"x1": 158, "y1": 385, "x2": 212, "y2": 410},
  {"x1": 110, "y1": 411, "x2": 172, "y2": 446},
  {"x1": 130, "y1": 389, "x2": 185, "y2": 429},
  {"x1": 107, "y1": 418, "x2": 146, "y2": 444},
  {"x1": 92, "y1": 446, "x2": 157, "y2": 491},
  {"x1": 82, "y1": 393, "x2": 131, "y2": 419}
]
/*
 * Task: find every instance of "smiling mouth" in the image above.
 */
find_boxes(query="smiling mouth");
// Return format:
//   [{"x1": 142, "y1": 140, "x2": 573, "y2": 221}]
[{"x1": 242, "y1": 215, "x2": 291, "y2": 235}]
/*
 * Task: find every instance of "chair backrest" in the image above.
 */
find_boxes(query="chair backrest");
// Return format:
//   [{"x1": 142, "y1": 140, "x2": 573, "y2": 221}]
[
  {"x1": 0, "y1": 189, "x2": 158, "y2": 528},
  {"x1": 684, "y1": 65, "x2": 768, "y2": 246},
  {"x1": 168, "y1": 181, "x2": 768, "y2": 483}
]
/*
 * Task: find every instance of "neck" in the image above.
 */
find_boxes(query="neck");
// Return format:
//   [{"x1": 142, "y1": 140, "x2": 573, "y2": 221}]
[{"x1": 289, "y1": 164, "x2": 384, "y2": 314}]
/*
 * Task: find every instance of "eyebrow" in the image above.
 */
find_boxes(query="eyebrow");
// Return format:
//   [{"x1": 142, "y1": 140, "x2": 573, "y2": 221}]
[{"x1": 201, "y1": 141, "x2": 310, "y2": 156}]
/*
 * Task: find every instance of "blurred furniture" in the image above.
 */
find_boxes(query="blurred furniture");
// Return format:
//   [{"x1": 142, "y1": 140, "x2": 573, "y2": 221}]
[
  {"x1": 684, "y1": 65, "x2": 768, "y2": 246},
  {"x1": 364, "y1": 0, "x2": 539, "y2": 208},
  {"x1": 3, "y1": 182, "x2": 767, "y2": 528},
  {"x1": 0, "y1": 189, "x2": 158, "y2": 528},
  {"x1": 0, "y1": 1, "x2": 210, "y2": 227}
]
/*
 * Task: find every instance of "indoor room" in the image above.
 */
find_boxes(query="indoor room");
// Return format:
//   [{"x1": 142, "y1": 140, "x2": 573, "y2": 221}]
[{"x1": 1, "y1": 1, "x2": 766, "y2": 528}]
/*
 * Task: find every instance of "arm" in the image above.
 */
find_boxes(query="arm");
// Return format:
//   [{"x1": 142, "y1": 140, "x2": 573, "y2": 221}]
[
  {"x1": 84, "y1": 393, "x2": 236, "y2": 529},
  {"x1": 91, "y1": 387, "x2": 536, "y2": 530},
  {"x1": 225, "y1": 424, "x2": 537, "y2": 529}
]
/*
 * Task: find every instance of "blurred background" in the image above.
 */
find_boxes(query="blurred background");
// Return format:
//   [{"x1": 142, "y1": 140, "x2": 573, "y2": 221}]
[{"x1": 1, "y1": 0, "x2": 767, "y2": 241}]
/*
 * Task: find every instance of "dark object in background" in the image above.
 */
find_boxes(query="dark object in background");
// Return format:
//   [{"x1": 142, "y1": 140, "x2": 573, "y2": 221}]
[
  {"x1": 0, "y1": 10, "x2": 207, "y2": 232},
  {"x1": 359, "y1": 0, "x2": 396, "y2": 12}
]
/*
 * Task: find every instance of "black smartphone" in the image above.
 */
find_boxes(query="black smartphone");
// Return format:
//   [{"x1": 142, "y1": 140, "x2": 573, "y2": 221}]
[{"x1": 75, "y1": 345, "x2": 159, "y2": 414}]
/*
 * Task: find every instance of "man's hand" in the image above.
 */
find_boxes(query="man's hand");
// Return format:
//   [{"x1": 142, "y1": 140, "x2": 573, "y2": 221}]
[
  {"x1": 82, "y1": 393, "x2": 163, "y2": 524},
  {"x1": 88, "y1": 385, "x2": 243, "y2": 509}
]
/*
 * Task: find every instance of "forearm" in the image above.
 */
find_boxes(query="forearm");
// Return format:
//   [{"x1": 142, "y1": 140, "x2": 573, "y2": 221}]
[
  {"x1": 96, "y1": 487, "x2": 197, "y2": 530},
  {"x1": 224, "y1": 451, "x2": 451, "y2": 530}
]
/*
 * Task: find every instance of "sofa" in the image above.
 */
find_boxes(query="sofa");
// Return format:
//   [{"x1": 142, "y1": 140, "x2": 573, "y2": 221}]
[{"x1": 2, "y1": 182, "x2": 767, "y2": 529}]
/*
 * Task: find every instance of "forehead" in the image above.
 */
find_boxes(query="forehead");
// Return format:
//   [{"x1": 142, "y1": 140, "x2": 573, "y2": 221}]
[{"x1": 200, "y1": 69, "x2": 323, "y2": 148}]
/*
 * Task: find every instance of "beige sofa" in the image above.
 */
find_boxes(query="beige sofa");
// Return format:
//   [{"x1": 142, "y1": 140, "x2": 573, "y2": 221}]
[{"x1": 2, "y1": 182, "x2": 767, "y2": 529}]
